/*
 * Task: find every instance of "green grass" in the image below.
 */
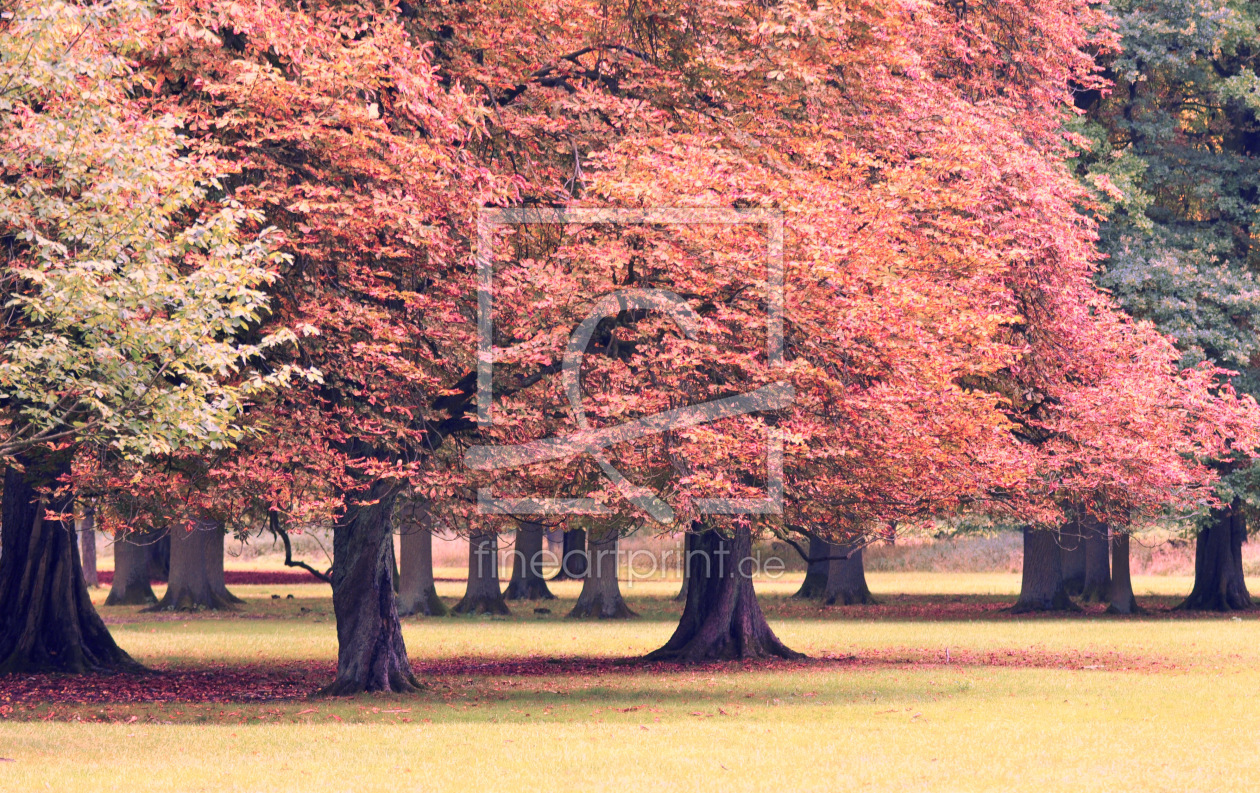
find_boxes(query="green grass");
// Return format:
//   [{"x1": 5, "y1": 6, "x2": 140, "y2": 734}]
[{"x1": 2, "y1": 572, "x2": 1258, "y2": 792}]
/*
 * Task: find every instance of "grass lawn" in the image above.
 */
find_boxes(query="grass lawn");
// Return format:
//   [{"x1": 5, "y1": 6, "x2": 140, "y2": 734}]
[{"x1": 1, "y1": 572, "x2": 1257, "y2": 792}]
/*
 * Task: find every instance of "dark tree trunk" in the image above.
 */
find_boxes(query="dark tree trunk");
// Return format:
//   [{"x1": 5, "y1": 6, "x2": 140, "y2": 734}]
[
  {"x1": 1079, "y1": 518, "x2": 1111, "y2": 604},
  {"x1": 397, "y1": 503, "x2": 447, "y2": 617},
  {"x1": 823, "y1": 544, "x2": 877, "y2": 605},
  {"x1": 453, "y1": 532, "x2": 509, "y2": 615},
  {"x1": 104, "y1": 530, "x2": 158, "y2": 606},
  {"x1": 78, "y1": 507, "x2": 98, "y2": 588},
  {"x1": 0, "y1": 453, "x2": 139, "y2": 674},
  {"x1": 147, "y1": 521, "x2": 240, "y2": 611},
  {"x1": 550, "y1": 528, "x2": 588, "y2": 581},
  {"x1": 1106, "y1": 532, "x2": 1140, "y2": 615},
  {"x1": 569, "y1": 529, "x2": 636, "y2": 619},
  {"x1": 645, "y1": 526, "x2": 802, "y2": 661},
  {"x1": 1012, "y1": 526, "x2": 1079, "y2": 613},
  {"x1": 504, "y1": 521, "x2": 555, "y2": 601},
  {"x1": 674, "y1": 532, "x2": 691, "y2": 602},
  {"x1": 146, "y1": 533, "x2": 169, "y2": 583},
  {"x1": 1177, "y1": 500, "x2": 1252, "y2": 612},
  {"x1": 791, "y1": 536, "x2": 830, "y2": 599},
  {"x1": 1061, "y1": 521, "x2": 1086, "y2": 597},
  {"x1": 322, "y1": 481, "x2": 418, "y2": 695}
]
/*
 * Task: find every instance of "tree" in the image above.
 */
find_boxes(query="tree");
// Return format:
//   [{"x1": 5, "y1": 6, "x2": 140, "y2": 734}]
[
  {"x1": 147, "y1": 522, "x2": 242, "y2": 612},
  {"x1": 78, "y1": 507, "x2": 98, "y2": 588},
  {"x1": 397, "y1": 501, "x2": 447, "y2": 617},
  {"x1": 103, "y1": 530, "x2": 159, "y2": 607},
  {"x1": 504, "y1": 521, "x2": 555, "y2": 601},
  {"x1": 453, "y1": 531, "x2": 510, "y2": 616},
  {"x1": 790, "y1": 537, "x2": 831, "y2": 601},
  {"x1": 568, "y1": 519, "x2": 635, "y2": 619}
]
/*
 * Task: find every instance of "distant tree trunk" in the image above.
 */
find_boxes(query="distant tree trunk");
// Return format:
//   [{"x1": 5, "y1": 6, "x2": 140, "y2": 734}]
[
  {"x1": 1079, "y1": 518, "x2": 1111, "y2": 604},
  {"x1": 1012, "y1": 526, "x2": 1079, "y2": 613},
  {"x1": 823, "y1": 544, "x2": 876, "y2": 605},
  {"x1": 78, "y1": 507, "x2": 98, "y2": 588},
  {"x1": 1106, "y1": 532, "x2": 1140, "y2": 615},
  {"x1": 551, "y1": 528, "x2": 588, "y2": 581},
  {"x1": 674, "y1": 533, "x2": 691, "y2": 602},
  {"x1": 1177, "y1": 500, "x2": 1252, "y2": 612},
  {"x1": 453, "y1": 532, "x2": 509, "y2": 615},
  {"x1": 645, "y1": 526, "x2": 802, "y2": 661},
  {"x1": 1061, "y1": 520, "x2": 1086, "y2": 597},
  {"x1": 104, "y1": 530, "x2": 158, "y2": 606},
  {"x1": 0, "y1": 452, "x2": 140, "y2": 674},
  {"x1": 569, "y1": 528, "x2": 635, "y2": 618},
  {"x1": 792, "y1": 536, "x2": 831, "y2": 599},
  {"x1": 322, "y1": 480, "x2": 417, "y2": 695},
  {"x1": 505, "y1": 521, "x2": 555, "y2": 600},
  {"x1": 148, "y1": 521, "x2": 241, "y2": 611},
  {"x1": 397, "y1": 503, "x2": 446, "y2": 617},
  {"x1": 146, "y1": 533, "x2": 170, "y2": 583}
]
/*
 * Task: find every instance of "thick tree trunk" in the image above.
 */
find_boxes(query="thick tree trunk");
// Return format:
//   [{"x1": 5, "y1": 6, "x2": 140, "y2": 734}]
[
  {"x1": 1079, "y1": 518, "x2": 1111, "y2": 604},
  {"x1": 397, "y1": 504, "x2": 447, "y2": 617},
  {"x1": 323, "y1": 481, "x2": 418, "y2": 695},
  {"x1": 78, "y1": 507, "x2": 98, "y2": 588},
  {"x1": 453, "y1": 532, "x2": 510, "y2": 615},
  {"x1": 1106, "y1": 532, "x2": 1140, "y2": 614},
  {"x1": 823, "y1": 544, "x2": 877, "y2": 605},
  {"x1": 104, "y1": 530, "x2": 158, "y2": 606},
  {"x1": 551, "y1": 528, "x2": 588, "y2": 581},
  {"x1": 646, "y1": 526, "x2": 802, "y2": 661},
  {"x1": 1177, "y1": 500, "x2": 1252, "y2": 612},
  {"x1": 1061, "y1": 521, "x2": 1086, "y2": 597},
  {"x1": 0, "y1": 453, "x2": 140, "y2": 674},
  {"x1": 147, "y1": 521, "x2": 240, "y2": 612},
  {"x1": 1012, "y1": 526, "x2": 1079, "y2": 613},
  {"x1": 146, "y1": 533, "x2": 169, "y2": 583},
  {"x1": 791, "y1": 536, "x2": 830, "y2": 599},
  {"x1": 569, "y1": 529, "x2": 636, "y2": 619},
  {"x1": 504, "y1": 521, "x2": 555, "y2": 601}
]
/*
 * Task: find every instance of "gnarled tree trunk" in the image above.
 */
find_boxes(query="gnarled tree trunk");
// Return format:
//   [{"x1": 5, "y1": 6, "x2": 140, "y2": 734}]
[
  {"x1": 791, "y1": 536, "x2": 830, "y2": 600},
  {"x1": 1106, "y1": 532, "x2": 1140, "y2": 614},
  {"x1": 323, "y1": 480, "x2": 418, "y2": 695},
  {"x1": 78, "y1": 507, "x2": 98, "y2": 588},
  {"x1": 397, "y1": 503, "x2": 447, "y2": 617},
  {"x1": 1012, "y1": 526, "x2": 1079, "y2": 613},
  {"x1": 453, "y1": 532, "x2": 509, "y2": 615},
  {"x1": 569, "y1": 528, "x2": 635, "y2": 619},
  {"x1": 823, "y1": 544, "x2": 876, "y2": 605},
  {"x1": 1177, "y1": 500, "x2": 1252, "y2": 612},
  {"x1": 1079, "y1": 518, "x2": 1111, "y2": 604},
  {"x1": 551, "y1": 528, "x2": 588, "y2": 581},
  {"x1": 505, "y1": 521, "x2": 555, "y2": 601},
  {"x1": 104, "y1": 529, "x2": 158, "y2": 606},
  {"x1": 0, "y1": 452, "x2": 139, "y2": 674},
  {"x1": 646, "y1": 526, "x2": 801, "y2": 661},
  {"x1": 148, "y1": 521, "x2": 241, "y2": 612}
]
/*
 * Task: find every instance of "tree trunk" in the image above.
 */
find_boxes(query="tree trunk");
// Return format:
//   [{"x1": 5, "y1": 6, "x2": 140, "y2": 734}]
[
  {"x1": 791, "y1": 536, "x2": 830, "y2": 599},
  {"x1": 322, "y1": 480, "x2": 418, "y2": 695},
  {"x1": 1012, "y1": 526, "x2": 1079, "y2": 613},
  {"x1": 645, "y1": 526, "x2": 802, "y2": 661},
  {"x1": 1176, "y1": 499, "x2": 1252, "y2": 612},
  {"x1": 104, "y1": 530, "x2": 158, "y2": 606},
  {"x1": 1079, "y1": 518, "x2": 1111, "y2": 604},
  {"x1": 1106, "y1": 532, "x2": 1140, "y2": 615},
  {"x1": 823, "y1": 544, "x2": 877, "y2": 605},
  {"x1": 0, "y1": 452, "x2": 140, "y2": 674},
  {"x1": 78, "y1": 507, "x2": 98, "y2": 588},
  {"x1": 397, "y1": 504, "x2": 447, "y2": 617},
  {"x1": 453, "y1": 532, "x2": 510, "y2": 615},
  {"x1": 551, "y1": 528, "x2": 588, "y2": 581},
  {"x1": 569, "y1": 529, "x2": 636, "y2": 618},
  {"x1": 674, "y1": 533, "x2": 690, "y2": 602},
  {"x1": 1061, "y1": 520, "x2": 1086, "y2": 597},
  {"x1": 146, "y1": 533, "x2": 169, "y2": 583},
  {"x1": 147, "y1": 521, "x2": 240, "y2": 611},
  {"x1": 504, "y1": 521, "x2": 555, "y2": 600}
]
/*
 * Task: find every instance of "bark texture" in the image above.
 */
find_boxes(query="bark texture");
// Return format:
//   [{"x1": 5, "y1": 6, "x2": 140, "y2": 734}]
[
  {"x1": 551, "y1": 528, "x2": 588, "y2": 580},
  {"x1": 103, "y1": 530, "x2": 158, "y2": 606},
  {"x1": 397, "y1": 504, "x2": 446, "y2": 617},
  {"x1": 453, "y1": 532, "x2": 510, "y2": 615},
  {"x1": 78, "y1": 508, "x2": 98, "y2": 588},
  {"x1": 1012, "y1": 526, "x2": 1079, "y2": 613},
  {"x1": 1176, "y1": 500, "x2": 1252, "y2": 612},
  {"x1": 568, "y1": 530, "x2": 635, "y2": 619},
  {"x1": 504, "y1": 521, "x2": 555, "y2": 601},
  {"x1": 1079, "y1": 518, "x2": 1111, "y2": 604},
  {"x1": 0, "y1": 453, "x2": 140, "y2": 674},
  {"x1": 1106, "y1": 532, "x2": 1140, "y2": 615},
  {"x1": 323, "y1": 481, "x2": 418, "y2": 695},
  {"x1": 791, "y1": 536, "x2": 830, "y2": 599},
  {"x1": 1060, "y1": 526, "x2": 1086, "y2": 597},
  {"x1": 147, "y1": 521, "x2": 241, "y2": 611},
  {"x1": 646, "y1": 526, "x2": 802, "y2": 661},
  {"x1": 823, "y1": 544, "x2": 877, "y2": 605}
]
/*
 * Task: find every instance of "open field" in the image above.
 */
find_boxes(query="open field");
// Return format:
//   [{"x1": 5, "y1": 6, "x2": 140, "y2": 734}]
[{"x1": 2, "y1": 572, "x2": 1258, "y2": 792}]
